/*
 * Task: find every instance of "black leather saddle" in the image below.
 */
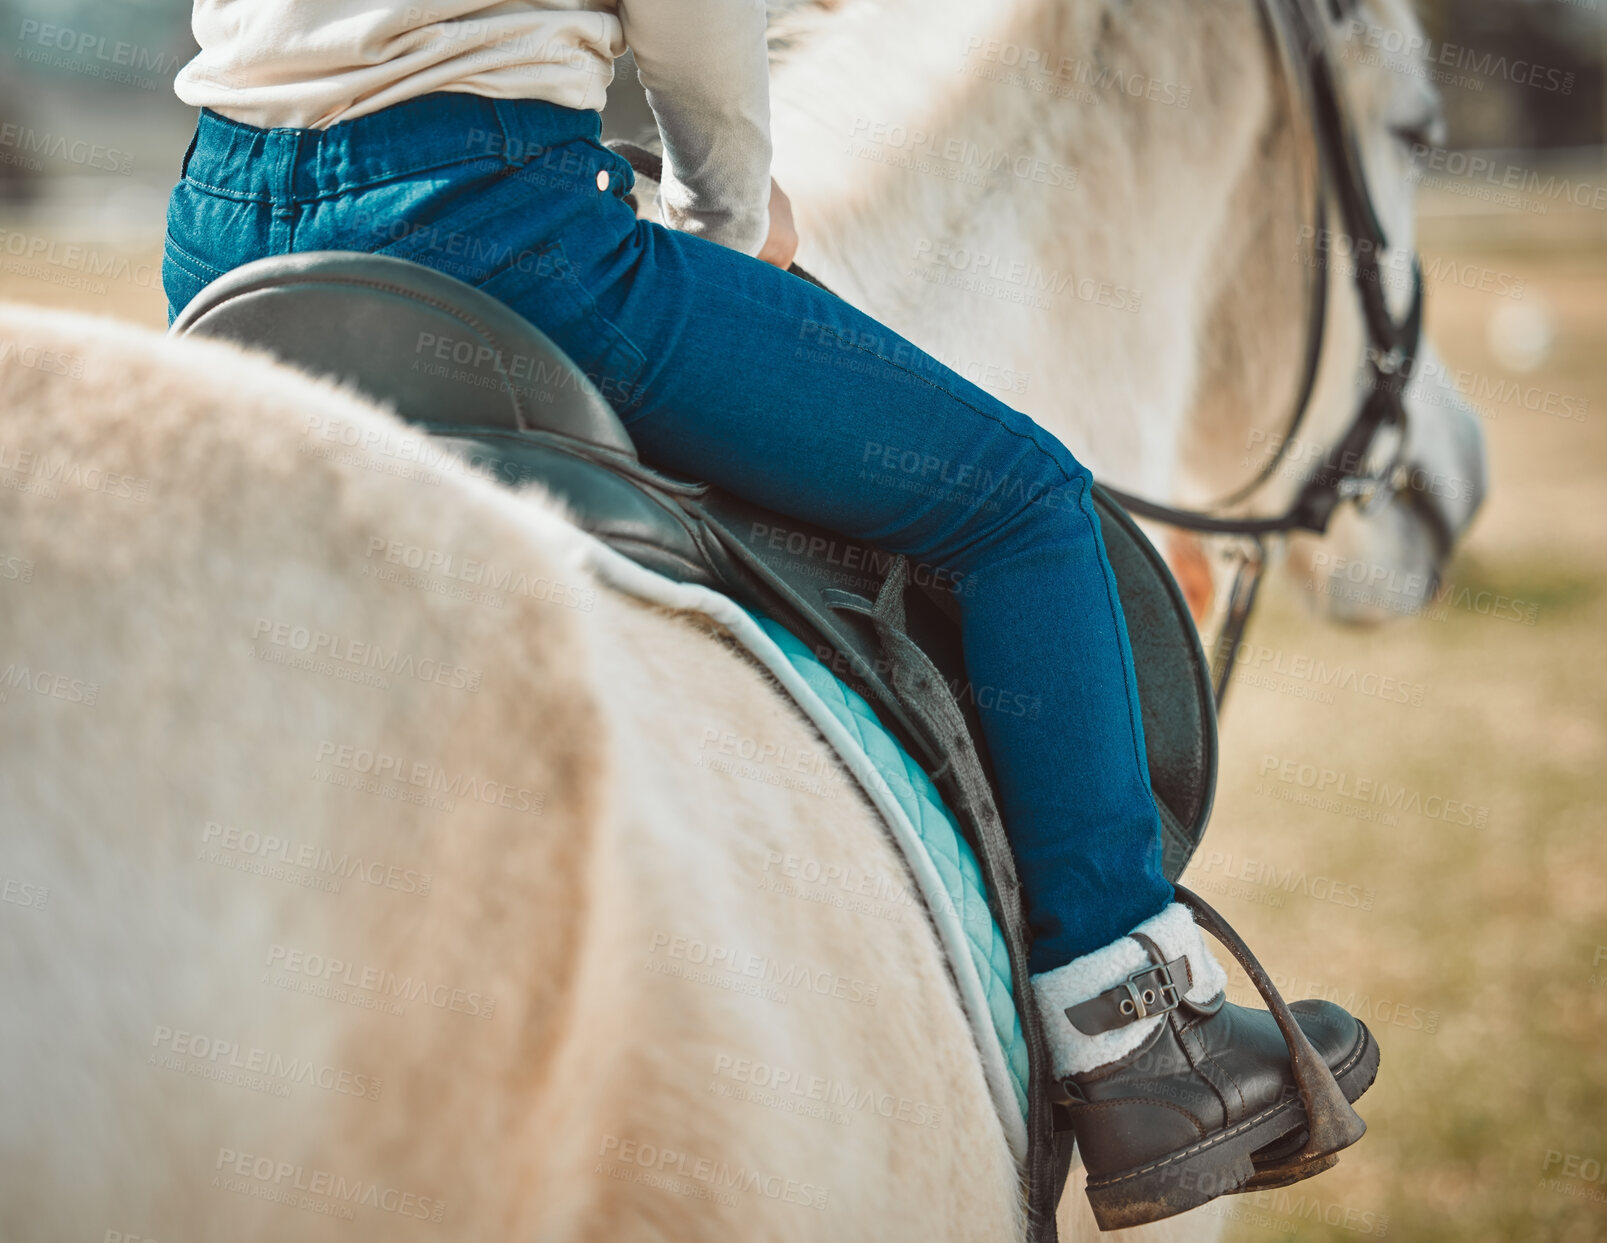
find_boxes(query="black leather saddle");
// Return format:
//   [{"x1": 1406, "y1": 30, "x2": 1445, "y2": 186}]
[{"x1": 171, "y1": 251, "x2": 1217, "y2": 879}]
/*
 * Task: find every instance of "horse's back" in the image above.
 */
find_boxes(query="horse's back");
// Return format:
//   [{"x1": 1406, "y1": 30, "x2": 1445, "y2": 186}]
[{"x1": 0, "y1": 305, "x2": 617, "y2": 1240}]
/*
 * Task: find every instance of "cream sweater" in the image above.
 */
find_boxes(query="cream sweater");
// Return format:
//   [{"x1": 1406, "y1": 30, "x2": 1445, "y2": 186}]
[{"x1": 175, "y1": 1, "x2": 772, "y2": 255}]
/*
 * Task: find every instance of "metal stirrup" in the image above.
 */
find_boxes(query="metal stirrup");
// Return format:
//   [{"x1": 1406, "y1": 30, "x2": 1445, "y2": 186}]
[{"x1": 1173, "y1": 883, "x2": 1367, "y2": 1167}]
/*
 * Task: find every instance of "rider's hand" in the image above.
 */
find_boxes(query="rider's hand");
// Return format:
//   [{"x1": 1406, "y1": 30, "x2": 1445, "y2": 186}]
[{"x1": 756, "y1": 178, "x2": 799, "y2": 270}]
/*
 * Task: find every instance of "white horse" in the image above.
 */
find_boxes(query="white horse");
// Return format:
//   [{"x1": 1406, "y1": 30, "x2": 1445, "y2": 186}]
[{"x1": 0, "y1": 1, "x2": 1481, "y2": 1241}]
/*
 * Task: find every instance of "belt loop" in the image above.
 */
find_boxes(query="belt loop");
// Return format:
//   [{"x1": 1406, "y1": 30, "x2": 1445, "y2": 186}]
[
  {"x1": 268, "y1": 129, "x2": 301, "y2": 221},
  {"x1": 489, "y1": 98, "x2": 523, "y2": 166},
  {"x1": 178, "y1": 124, "x2": 200, "y2": 180}
]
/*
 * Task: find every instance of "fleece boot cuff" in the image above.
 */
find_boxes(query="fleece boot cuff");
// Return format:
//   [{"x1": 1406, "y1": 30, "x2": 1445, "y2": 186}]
[{"x1": 1030, "y1": 902, "x2": 1229, "y2": 1079}]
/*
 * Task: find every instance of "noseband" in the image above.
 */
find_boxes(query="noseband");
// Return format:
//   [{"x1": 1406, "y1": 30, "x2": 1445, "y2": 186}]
[{"x1": 1100, "y1": 0, "x2": 1429, "y2": 705}]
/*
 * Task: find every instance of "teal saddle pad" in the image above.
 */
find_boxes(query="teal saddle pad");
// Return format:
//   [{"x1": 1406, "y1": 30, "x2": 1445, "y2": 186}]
[{"x1": 750, "y1": 611, "x2": 1030, "y2": 1120}]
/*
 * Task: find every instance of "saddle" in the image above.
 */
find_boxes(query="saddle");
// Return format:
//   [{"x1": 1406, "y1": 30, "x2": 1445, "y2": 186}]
[{"x1": 171, "y1": 250, "x2": 1219, "y2": 1239}]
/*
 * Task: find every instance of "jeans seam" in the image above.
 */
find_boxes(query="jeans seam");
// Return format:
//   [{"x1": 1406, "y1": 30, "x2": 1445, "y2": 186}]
[
  {"x1": 183, "y1": 155, "x2": 513, "y2": 206},
  {"x1": 179, "y1": 173, "x2": 273, "y2": 204},
  {"x1": 1076, "y1": 484, "x2": 1161, "y2": 807}
]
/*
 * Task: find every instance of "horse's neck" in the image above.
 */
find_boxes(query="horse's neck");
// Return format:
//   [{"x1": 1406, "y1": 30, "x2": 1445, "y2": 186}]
[{"x1": 770, "y1": 0, "x2": 1305, "y2": 501}]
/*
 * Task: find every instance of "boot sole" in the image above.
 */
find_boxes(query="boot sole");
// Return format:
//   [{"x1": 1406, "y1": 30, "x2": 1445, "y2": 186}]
[
  {"x1": 1083, "y1": 1021, "x2": 1378, "y2": 1230},
  {"x1": 1084, "y1": 1095, "x2": 1308, "y2": 1230}
]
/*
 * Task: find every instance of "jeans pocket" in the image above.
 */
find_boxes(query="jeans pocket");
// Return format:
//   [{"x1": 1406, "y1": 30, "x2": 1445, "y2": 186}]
[
  {"x1": 164, "y1": 180, "x2": 274, "y2": 320},
  {"x1": 162, "y1": 234, "x2": 224, "y2": 323}
]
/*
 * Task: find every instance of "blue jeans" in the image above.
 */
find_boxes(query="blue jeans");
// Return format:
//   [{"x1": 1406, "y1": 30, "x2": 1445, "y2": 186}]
[{"x1": 163, "y1": 93, "x2": 1173, "y2": 971}]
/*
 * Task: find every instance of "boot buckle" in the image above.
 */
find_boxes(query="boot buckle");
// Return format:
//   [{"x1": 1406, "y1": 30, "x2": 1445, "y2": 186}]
[{"x1": 1118, "y1": 962, "x2": 1182, "y2": 1020}]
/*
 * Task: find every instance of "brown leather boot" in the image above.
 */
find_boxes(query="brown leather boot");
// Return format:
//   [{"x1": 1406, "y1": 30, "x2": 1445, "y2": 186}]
[{"x1": 1039, "y1": 887, "x2": 1378, "y2": 1230}]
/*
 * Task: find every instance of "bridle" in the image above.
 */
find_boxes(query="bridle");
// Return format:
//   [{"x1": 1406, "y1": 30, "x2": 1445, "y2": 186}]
[
  {"x1": 1100, "y1": 0, "x2": 1431, "y2": 706},
  {"x1": 610, "y1": 0, "x2": 1434, "y2": 711}
]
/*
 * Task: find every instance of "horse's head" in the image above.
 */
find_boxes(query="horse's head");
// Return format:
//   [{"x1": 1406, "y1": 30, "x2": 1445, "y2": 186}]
[{"x1": 1276, "y1": 0, "x2": 1488, "y2": 623}]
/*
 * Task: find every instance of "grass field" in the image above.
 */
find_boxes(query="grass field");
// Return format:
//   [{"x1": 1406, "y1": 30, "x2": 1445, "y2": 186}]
[{"x1": 0, "y1": 180, "x2": 1602, "y2": 1242}]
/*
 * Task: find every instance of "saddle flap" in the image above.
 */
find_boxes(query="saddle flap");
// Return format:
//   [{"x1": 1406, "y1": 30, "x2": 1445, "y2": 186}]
[
  {"x1": 170, "y1": 250, "x2": 638, "y2": 458},
  {"x1": 1090, "y1": 484, "x2": 1219, "y2": 869}
]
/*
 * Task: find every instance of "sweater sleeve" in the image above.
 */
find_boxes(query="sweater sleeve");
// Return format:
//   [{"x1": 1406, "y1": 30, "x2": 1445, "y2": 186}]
[{"x1": 616, "y1": 0, "x2": 772, "y2": 257}]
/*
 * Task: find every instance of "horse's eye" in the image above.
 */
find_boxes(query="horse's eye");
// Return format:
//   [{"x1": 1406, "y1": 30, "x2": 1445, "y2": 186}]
[
  {"x1": 1390, "y1": 124, "x2": 1433, "y2": 161},
  {"x1": 1390, "y1": 102, "x2": 1446, "y2": 158}
]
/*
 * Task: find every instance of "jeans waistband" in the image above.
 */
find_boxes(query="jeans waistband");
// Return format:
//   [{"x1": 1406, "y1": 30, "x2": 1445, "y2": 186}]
[{"x1": 182, "y1": 93, "x2": 603, "y2": 205}]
